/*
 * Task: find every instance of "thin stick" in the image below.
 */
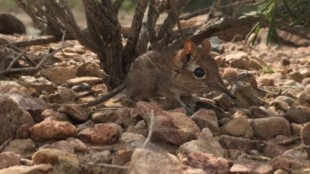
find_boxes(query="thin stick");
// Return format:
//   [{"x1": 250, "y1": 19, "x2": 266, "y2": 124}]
[
  {"x1": 5, "y1": 53, "x2": 23, "y2": 70},
  {"x1": 142, "y1": 110, "x2": 155, "y2": 148},
  {"x1": 0, "y1": 44, "x2": 68, "y2": 75},
  {"x1": 170, "y1": 0, "x2": 186, "y2": 41},
  {"x1": 80, "y1": 161, "x2": 128, "y2": 170}
]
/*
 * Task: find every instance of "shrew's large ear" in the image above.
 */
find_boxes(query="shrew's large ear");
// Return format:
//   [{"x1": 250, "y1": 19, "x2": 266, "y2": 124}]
[
  {"x1": 201, "y1": 39, "x2": 211, "y2": 55},
  {"x1": 181, "y1": 39, "x2": 197, "y2": 63},
  {"x1": 173, "y1": 39, "x2": 197, "y2": 68}
]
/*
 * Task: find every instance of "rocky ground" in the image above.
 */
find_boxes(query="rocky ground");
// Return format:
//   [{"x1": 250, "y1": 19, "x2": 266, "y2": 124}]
[{"x1": 0, "y1": 32, "x2": 310, "y2": 174}]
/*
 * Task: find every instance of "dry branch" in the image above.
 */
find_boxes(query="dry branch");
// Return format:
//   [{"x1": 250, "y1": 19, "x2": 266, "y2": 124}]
[
  {"x1": 142, "y1": 110, "x2": 155, "y2": 148},
  {"x1": 123, "y1": 0, "x2": 148, "y2": 65},
  {"x1": 0, "y1": 44, "x2": 68, "y2": 75},
  {"x1": 191, "y1": 16, "x2": 260, "y2": 44}
]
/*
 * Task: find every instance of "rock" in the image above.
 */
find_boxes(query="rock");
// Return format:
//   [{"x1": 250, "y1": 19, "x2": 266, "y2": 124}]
[
  {"x1": 250, "y1": 117, "x2": 291, "y2": 140},
  {"x1": 66, "y1": 77, "x2": 103, "y2": 87},
  {"x1": 235, "y1": 72, "x2": 258, "y2": 89},
  {"x1": 30, "y1": 118, "x2": 77, "y2": 141},
  {"x1": 77, "y1": 62, "x2": 108, "y2": 79},
  {"x1": 5, "y1": 94, "x2": 48, "y2": 122},
  {"x1": 49, "y1": 87, "x2": 76, "y2": 104},
  {"x1": 273, "y1": 100, "x2": 290, "y2": 111},
  {"x1": 120, "y1": 132, "x2": 146, "y2": 144},
  {"x1": 0, "y1": 81, "x2": 48, "y2": 122},
  {"x1": 71, "y1": 83, "x2": 91, "y2": 92},
  {"x1": 41, "y1": 109, "x2": 68, "y2": 121},
  {"x1": 42, "y1": 137, "x2": 88, "y2": 153},
  {"x1": 283, "y1": 106, "x2": 310, "y2": 124},
  {"x1": 269, "y1": 146, "x2": 310, "y2": 172},
  {"x1": 302, "y1": 78, "x2": 310, "y2": 86},
  {"x1": 197, "y1": 128, "x2": 213, "y2": 140},
  {"x1": 81, "y1": 150, "x2": 112, "y2": 174},
  {"x1": 0, "y1": 164, "x2": 52, "y2": 174},
  {"x1": 220, "y1": 116, "x2": 253, "y2": 138},
  {"x1": 19, "y1": 76, "x2": 54, "y2": 95},
  {"x1": 275, "y1": 96, "x2": 295, "y2": 106},
  {"x1": 262, "y1": 141, "x2": 287, "y2": 158},
  {"x1": 179, "y1": 139, "x2": 225, "y2": 157},
  {"x1": 64, "y1": 44, "x2": 85, "y2": 54},
  {"x1": 78, "y1": 123, "x2": 122, "y2": 144},
  {"x1": 132, "y1": 101, "x2": 200, "y2": 145},
  {"x1": 40, "y1": 66, "x2": 77, "y2": 84},
  {"x1": 33, "y1": 148, "x2": 80, "y2": 174},
  {"x1": 0, "y1": 81, "x2": 31, "y2": 96},
  {"x1": 249, "y1": 106, "x2": 269, "y2": 118},
  {"x1": 219, "y1": 135, "x2": 263, "y2": 152},
  {"x1": 230, "y1": 158, "x2": 272, "y2": 174},
  {"x1": 282, "y1": 86, "x2": 305, "y2": 99},
  {"x1": 127, "y1": 120, "x2": 148, "y2": 137},
  {"x1": 128, "y1": 148, "x2": 206, "y2": 174},
  {"x1": 222, "y1": 67, "x2": 238, "y2": 80},
  {"x1": 187, "y1": 151, "x2": 230, "y2": 174},
  {"x1": 3, "y1": 139, "x2": 36, "y2": 158},
  {"x1": 0, "y1": 96, "x2": 34, "y2": 144},
  {"x1": 0, "y1": 13, "x2": 25, "y2": 34},
  {"x1": 301, "y1": 122, "x2": 310, "y2": 145},
  {"x1": 291, "y1": 123, "x2": 302, "y2": 136},
  {"x1": 226, "y1": 52, "x2": 262, "y2": 70},
  {"x1": 190, "y1": 109, "x2": 219, "y2": 134},
  {"x1": 91, "y1": 108, "x2": 119, "y2": 123},
  {"x1": 289, "y1": 71, "x2": 304, "y2": 83},
  {"x1": 58, "y1": 104, "x2": 90, "y2": 123},
  {"x1": 233, "y1": 82, "x2": 259, "y2": 108},
  {"x1": 90, "y1": 150, "x2": 111, "y2": 164},
  {"x1": 0, "y1": 152, "x2": 21, "y2": 169},
  {"x1": 213, "y1": 94, "x2": 232, "y2": 111},
  {"x1": 297, "y1": 86, "x2": 310, "y2": 107},
  {"x1": 274, "y1": 169, "x2": 289, "y2": 174},
  {"x1": 258, "y1": 76, "x2": 274, "y2": 86}
]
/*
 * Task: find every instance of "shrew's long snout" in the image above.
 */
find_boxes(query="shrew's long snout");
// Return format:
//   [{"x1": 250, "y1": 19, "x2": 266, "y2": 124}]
[
  {"x1": 218, "y1": 85, "x2": 235, "y2": 99},
  {"x1": 213, "y1": 76, "x2": 236, "y2": 99}
]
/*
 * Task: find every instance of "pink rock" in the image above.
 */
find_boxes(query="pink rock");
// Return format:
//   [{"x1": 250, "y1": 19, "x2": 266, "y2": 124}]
[
  {"x1": 187, "y1": 151, "x2": 230, "y2": 174},
  {"x1": 191, "y1": 109, "x2": 219, "y2": 134},
  {"x1": 301, "y1": 122, "x2": 310, "y2": 145},
  {"x1": 132, "y1": 101, "x2": 200, "y2": 145},
  {"x1": 0, "y1": 96, "x2": 34, "y2": 144},
  {"x1": 30, "y1": 118, "x2": 77, "y2": 141},
  {"x1": 78, "y1": 123, "x2": 122, "y2": 144},
  {"x1": 0, "y1": 152, "x2": 21, "y2": 169},
  {"x1": 251, "y1": 117, "x2": 291, "y2": 140},
  {"x1": 230, "y1": 158, "x2": 272, "y2": 173},
  {"x1": 128, "y1": 148, "x2": 206, "y2": 174}
]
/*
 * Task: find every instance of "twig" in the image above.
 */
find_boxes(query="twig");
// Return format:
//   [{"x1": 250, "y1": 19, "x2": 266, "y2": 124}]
[
  {"x1": 113, "y1": 0, "x2": 125, "y2": 13},
  {"x1": 142, "y1": 110, "x2": 155, "y2": 148},
  {"x1": 0, "y1": 44, "x2": 68, "y2": 75},
  {"x1": 170, "y1": 0, "x2": 186, "y2": 41},
  {"x1": 12, "y1": 36, "x2": 61, "y2": 47},
  {"x1": 123, "y1": 0, "x2": 148, "y2": 64},
  {"x1": 0, "y1": 29, "x2": 69, "y2": 76},
  {"x1": 0, "y1": 38, "x2": 37, "y2": 66},
  {"x1": 179, "y1": 0, "x2": 255, "y2": 20},
  {"x1": 5, "y1": 53, "x2": 23, "y2": 70},
  {"x1": 80, "y1": 161, "x2": 128, "y2": 170}
]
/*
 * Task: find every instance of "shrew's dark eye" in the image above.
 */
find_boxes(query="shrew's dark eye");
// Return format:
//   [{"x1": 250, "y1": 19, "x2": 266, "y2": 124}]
[{"x1": 194, "y1": 68, "x2": 205, "y2": 78}]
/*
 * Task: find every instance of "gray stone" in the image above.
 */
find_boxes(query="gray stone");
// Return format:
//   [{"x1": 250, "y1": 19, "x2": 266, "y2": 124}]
[{"x1": 0, "y1": 96, "x2": 34, "y2": 144}]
